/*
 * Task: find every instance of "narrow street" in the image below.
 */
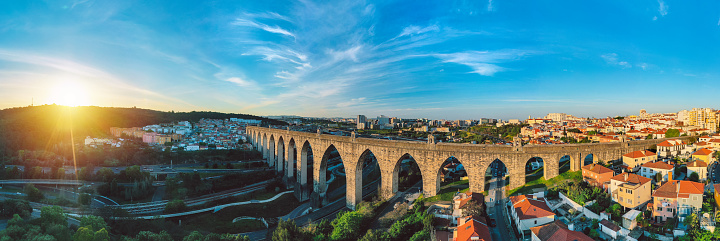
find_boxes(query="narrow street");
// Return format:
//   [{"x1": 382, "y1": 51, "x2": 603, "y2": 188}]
[{"x1": 488, "y1": 176, "x2": 515, "y2": 241}]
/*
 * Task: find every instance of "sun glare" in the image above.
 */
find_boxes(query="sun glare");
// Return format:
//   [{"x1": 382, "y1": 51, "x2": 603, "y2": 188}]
[{"x1": 48, "y1": 81, "x2": 90, "y2": 107}]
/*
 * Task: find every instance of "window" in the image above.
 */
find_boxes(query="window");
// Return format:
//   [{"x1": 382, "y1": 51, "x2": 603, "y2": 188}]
[
  {"x1": 629, "y1": 199, "x2": 632, "y2": 204},
  {"x1": 534, "y1": 220, "x2": 537, "y2": 224},
  {"x1": 658, "y1": 207, "x2": 662, "y2": 211}
]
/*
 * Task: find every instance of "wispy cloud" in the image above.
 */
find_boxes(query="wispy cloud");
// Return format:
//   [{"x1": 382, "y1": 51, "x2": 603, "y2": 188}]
[
  {"x1": 502, "y1": 99, "x2": 576, "y2": 103},
  {"x1": 0, "y1": 49, "x2": 193, "y2": 107},
  {"x1": 601, "y1": 53, "x2": 632, "y2": 69},
  {"x1": 232, "y1": 19, "x2": 295, "y2": 39},
  {"x1": 243, "y1": 12, "x2": 291, "y2": 23},
  {"x1": 337, "y1": 97, "x2": 367, "y2": 108},
  {"x1": 658, "y1": 0, "x2": 668, "y2": 16},
  {"x1": 394, "y1": 24, "x2": 440, "y2": 39},
  {"x1": 432, "y1": 50, "x2": 538, "y2": 76},
  {"x1": 487, "y1": 0, "x2": 495, "y2": 12}
]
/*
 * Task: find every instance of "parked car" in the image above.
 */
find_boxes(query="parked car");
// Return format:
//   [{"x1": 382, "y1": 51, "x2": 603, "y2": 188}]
[{"x1": 489, "y1": 218, "x2": 496, "y2": 227}]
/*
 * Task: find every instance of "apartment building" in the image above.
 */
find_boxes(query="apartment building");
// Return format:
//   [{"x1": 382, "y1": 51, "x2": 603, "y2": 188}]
[
  {"x1": 622, "y1": 150, "x2": 657, "y2": 172},
  {"x1": 639, "y1": 161, "x2": 674, "y2": 183},
  {"x1": 652, "y1": 180, "x2": 704, "y2": 222},
  {"x1": 609, "y1": 173, "x2": 652, "y2": 209},
  {"x1": 581, "y1": 163, "x2": 614, "y2": 189},
  {"x1": 508, "y1": 195, "x2": 555, "y2": 239},
  {"x1": 656, "y1": 139, "x2": 686, "y2": 158}
]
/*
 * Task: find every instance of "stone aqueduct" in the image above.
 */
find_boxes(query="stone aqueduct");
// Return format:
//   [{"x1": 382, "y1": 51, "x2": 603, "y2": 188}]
[{"x1": 247, "y1": 126, "x2": 686, "y2": 210}]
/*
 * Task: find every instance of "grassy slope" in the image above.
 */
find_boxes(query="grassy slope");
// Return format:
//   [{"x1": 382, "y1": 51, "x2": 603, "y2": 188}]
[{"x1": 507, "y1": 170, "x2": 582, "y2": 196}]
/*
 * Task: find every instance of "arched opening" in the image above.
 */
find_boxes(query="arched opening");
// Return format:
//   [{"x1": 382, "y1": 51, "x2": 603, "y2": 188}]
[
  {"x1": 484, "y1": 158, "x2": 507, "y2": 204},
  {"x1": 261, "y1": 134, "x2": 268, "y2": 159},
  {"x1": 559, "y1": 155, "x2": 572, "y2": 173},
  {"x1": 295, "y1": 140, "x2": 314, "y2": 201},
  {"x1": 268, "y1": 135, "x2": 276, "y2": 168},
  {"x1": 357, "y1": 149, "x2": 381, "y2": 201},
  {"x1": 317, "y1": 144, "x2": 345, "y2": 205},
  {"x1": 584, "y1": 154, "x2": 594, "y2": 166},
  {"x1": 287, "y1": 139, "x2": 296, "y2": 180},
  {"x1": 435, "y1": 156, "x2": 470, "y2": 198},
  {"x1": 393, "y1": 153, "x2": 423, "y2": 195},
  {"x1": 525, "y1": 157, "x2": 544, "y2": 183},
  {"x1": 277, "y1": 136, "x2": 285, "y2": 174}
]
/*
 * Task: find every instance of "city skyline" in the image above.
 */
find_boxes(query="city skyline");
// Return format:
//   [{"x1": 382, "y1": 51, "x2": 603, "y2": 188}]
[{"x1": 1, "y1": 1, "x2": 720, "y2": 120}]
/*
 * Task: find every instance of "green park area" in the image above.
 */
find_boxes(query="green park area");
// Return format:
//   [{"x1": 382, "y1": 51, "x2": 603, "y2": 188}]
[{"x1": 507, "y1": 170, "x2": 582, "y2": 196}]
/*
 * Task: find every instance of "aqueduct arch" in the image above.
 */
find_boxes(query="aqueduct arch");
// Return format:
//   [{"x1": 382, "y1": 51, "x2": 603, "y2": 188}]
[{"x1": 248, "y1": 126, "x2": 693, "y2": 210}]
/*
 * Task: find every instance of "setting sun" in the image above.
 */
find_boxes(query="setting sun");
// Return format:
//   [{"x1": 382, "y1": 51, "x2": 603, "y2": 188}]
[{"x1": 47, "y1": 81, "x2": 90, "y2": 107}]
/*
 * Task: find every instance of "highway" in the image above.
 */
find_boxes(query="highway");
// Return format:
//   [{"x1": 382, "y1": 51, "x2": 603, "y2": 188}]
[{"x1": 118, "y1": 179, "x2": 274, "y2": 214}]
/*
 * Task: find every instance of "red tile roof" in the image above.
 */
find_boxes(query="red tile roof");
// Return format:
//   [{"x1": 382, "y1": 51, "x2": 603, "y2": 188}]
[
  {"x1": 623, "y1": 150, "x2": 655, "y2": 158},
  {"x1": 657, "y1": 139, "x2": 684, "y2": 147},
  {"x1": 582, "y1": 163, "x2": 614, "y2": 174},
  {"x1": 611, "y1": 173, "x2": 651, "y2": 186},
  {"x1": 686, "y1": 160, "x2": 708, "y2": 168},
  {"x1": 455, "y1": 217, "x2": 492, "y2": 241},
  {"x1": 653, "y1": 180, "x2": 705, "y2": 198},
  {"x1": 530, "y1": 220, "x2": 593, "y2": 241},
  {"x1": 640, "y1": 161, "x2": 673, "y2": 170},
  {"x1": 510, "y1": 195, "x2": 555, "y2": 220},
  {"x1": 692, "y1": 148, "x2": 713, "y2": 156}
]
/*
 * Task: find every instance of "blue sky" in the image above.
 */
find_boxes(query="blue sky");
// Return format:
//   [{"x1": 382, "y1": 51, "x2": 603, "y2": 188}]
[{"x1": 1, "y1": 0, "x2": 719, "y2": 120}]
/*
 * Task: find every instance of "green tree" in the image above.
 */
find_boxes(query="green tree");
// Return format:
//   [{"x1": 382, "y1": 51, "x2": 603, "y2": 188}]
[
  {"x1": 24, "y1": 183, "x2": 44, "y2": 202},
  {"x1": 689, "y1": 172, "x2": 700, "y2": 182},
  {"x1": 93, "y1": 228, "x2": 110, "y2": 241},
  {"x1": 655, "y1": 173, "x2": 663, "y2": 183},
  {"x1": 79, "y1": 193, "x2": 92, "y2": 206},
  {"x1": 331, "y1": 211, "x2": 365, "y2": 241},
  {"x1": 164, "y1": 199, "x2": 187, "y2": 214},
  {"x1": 78, "y1": 167, "x2": 93, "y2": 181},
  {"x1": 74, "y1": 226, "x2": 95, "y2": 241},
  {"x1": 665, "y1": 129, "x2": 680, "y2": 138},
  {"x1": 272, "y1": 220, "x2": 309, "y2": 241},
  {"x1": 182, "y1": 231, "x2": 204, "y2": 241},
  {"x1": 40, "y1": 206, "x2": 67, "y2": 228},
  {"x1": 409, "y1": 230, "x2": 430, "y2": 241},
  {"x1": 80, "y1": 216, "x2": 108, "y2": 233},
  {"x1": 95, "y1": 168, "x2": 115, "y2": 182},
  {"x1": 608, "y1": 204, "x2": 622, "y2": 218}
]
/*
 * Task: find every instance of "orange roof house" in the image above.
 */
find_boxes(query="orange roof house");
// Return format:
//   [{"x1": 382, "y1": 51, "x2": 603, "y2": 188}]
[
  {"x1": 530, "y1": 220, "x2": 593, "y2": 241},
  {"x1": 652, "y1": 181, "x2": 704, "y2": 222},
  {"x1": 581, "y1": 163, "x2": 614, "y2": 189},
  {"x1": 622, "y1": 150, "x2": 657, "y2": 172},
  {"x1": 454, "y1": 216, "x2": 492, "y2": 241},
  {"x1": 610, "y1": 173, "x2": 652, "y2": 209}
]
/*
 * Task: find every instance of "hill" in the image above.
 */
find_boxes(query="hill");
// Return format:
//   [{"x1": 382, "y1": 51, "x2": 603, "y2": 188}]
[{"x1": 0, "y1": 105, "x2": 286, "y2": 159}]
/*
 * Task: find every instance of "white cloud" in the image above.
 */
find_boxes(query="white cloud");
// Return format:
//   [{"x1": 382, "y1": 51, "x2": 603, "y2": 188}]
[
  {"x1": 243, "y1": 12, "x2": 291, "y2": 22},
  {"x1": 224, "y1": 77, "x2": 256, "y2": 87},
  {"x1": 432, "y1": 50, "x2": 536, "y2": 76},
  {"x1": 717, "y1": 17, "x2": 720, "y2": 26},
  {"x1": 337, "y1": 97, "x2": 366, "y2": 107},
  {"x1": 327, "y1": 45, "x2": 362, "y2": 62},
  {"x1": 653, "y1": 16, "x2": 658, "y2": 21},
  {"x1": 487, "y1": 0, "x2": 494, "y2": 12},
  {"x1": 657, "y1": 0, "x2": 668, "y2": 16},
  {"x1": 394, "y1": 25, "x2": 440, "y2": 39},
  {"x1": 601, "y1": 53, "x2": 633, "y2": 69},
  {"x1": 232, "y1": 19, "x2": 295, "y2": 38},
  {"x1": 637, "y1": 63, "x2": 648, "y2": 70}
]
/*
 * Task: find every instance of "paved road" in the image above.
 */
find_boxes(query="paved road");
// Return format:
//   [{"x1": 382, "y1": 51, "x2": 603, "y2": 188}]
[{"x1": 488, "y1": 177, "x2": 515, "y2": 241}]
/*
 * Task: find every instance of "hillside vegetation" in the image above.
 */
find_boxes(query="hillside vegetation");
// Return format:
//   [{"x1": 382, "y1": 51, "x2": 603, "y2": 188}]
[{"x1": 0, "y1": 105, "x2": 285, "y2": 161}]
